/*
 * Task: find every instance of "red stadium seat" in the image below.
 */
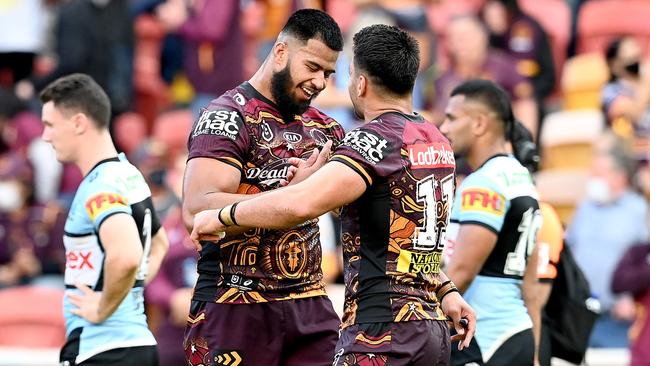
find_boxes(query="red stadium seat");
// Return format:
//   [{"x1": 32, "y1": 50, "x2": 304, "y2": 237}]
[
  {"x1": 519, "y1": 0, "x2": 571, "y2": 96},
  {"x1": 0, "y1": 286, "x2": 65, "y2": 348},
  {"x1": 152, "y1": 109, "x2": 193, "y2": 158},
  {"x1": 133, "y1": 14, "x2": 172, "y2": 133},
  {"x1": 114, "y1": 112, "x2": 148, "y2": 158},
  {"x1": 577, "y1": 0, "x2": 650, "y2": 55}
]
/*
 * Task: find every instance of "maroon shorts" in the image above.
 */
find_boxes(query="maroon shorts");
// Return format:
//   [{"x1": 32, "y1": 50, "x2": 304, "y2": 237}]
[
  {"x1": 333, "y1": 320, "x2": 451, "y2": 366},
  {"x1": 183, "y1": 296, "x2": 339, "y2": 366}
]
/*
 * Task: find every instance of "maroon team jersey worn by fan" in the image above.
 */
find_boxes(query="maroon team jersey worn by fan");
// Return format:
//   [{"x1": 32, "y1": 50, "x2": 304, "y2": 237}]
[
  {"x1": 330, "y1": 112, "x2": 456, "y2": 328},
  {"x1": 187, "y1": 82, "x2": 344, "y2": 304}
]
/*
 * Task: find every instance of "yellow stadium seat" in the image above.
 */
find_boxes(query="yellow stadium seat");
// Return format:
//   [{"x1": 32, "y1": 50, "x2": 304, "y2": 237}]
[
  {"x1": 535, "y1": 169, "x2": 589, "y2": 225},
  {"x1": 561, "y1": 54, "x2": 609, "y2": 110},
  {"x1": 540, "y1": 109, "x2": 605, "y2": 170}
]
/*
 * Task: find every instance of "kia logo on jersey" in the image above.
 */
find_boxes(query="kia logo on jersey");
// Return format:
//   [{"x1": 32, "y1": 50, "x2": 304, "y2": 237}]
[
  {"x1": 407, "y1": 143, "x2": 455, "y2": 169},
  {"x1": 283, "y1": 132, "x2": 302, "y2": 143}
]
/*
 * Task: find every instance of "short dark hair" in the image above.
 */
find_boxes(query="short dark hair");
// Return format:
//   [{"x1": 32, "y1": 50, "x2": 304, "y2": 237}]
[
  {"x1": 450, "y1": 79, "x2": 514, "y2": 138},
  {"x1": 40, "y1": 73, "x2": 111, "y2": 129},
  {"x1": 281, "y1": 9, "x2": 343, "y2": 52},
  {"x1": 352, "y1": 24, "x2": 420, "y2": 95}
]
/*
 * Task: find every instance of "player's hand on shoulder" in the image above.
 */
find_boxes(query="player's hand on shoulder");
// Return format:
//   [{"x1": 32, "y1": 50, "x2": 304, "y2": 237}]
[
  {"x1": 190, "y1": 209, "x2": 226, "y2": 251},
  {"x1": 442, "y1": 291, "x2": 476, "y2": 351},
  {"x1": 282, "y1": 140, "x2": 333, "y2": 186}
]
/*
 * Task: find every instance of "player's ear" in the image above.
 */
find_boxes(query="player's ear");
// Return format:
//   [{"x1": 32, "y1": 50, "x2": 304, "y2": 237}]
[
  {"x1": 71, "y1": 113, "x2": 88, "y2": 135},
  {"x1": 472, "y1": 111, "x2": 490, "y2": 136},
  {"x1": 357, "y1": 74, "x2": 367, "y2": 97},
  {"x1": 272, "y1": 40, "x2": 289, "y2": 71}
]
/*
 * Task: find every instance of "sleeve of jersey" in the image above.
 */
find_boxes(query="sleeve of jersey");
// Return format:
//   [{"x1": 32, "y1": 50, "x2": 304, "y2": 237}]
[
  {"x1": 84, "y1": 183, "x2": 132, "y2": 232},
  {"x1": 329, "y1": 125, "x2": 400, "y2": 187},
  {"x1": 453, "y1": 174, "x2": 508, "y2": 235},
  {"x1": 187, "y1": 106, "x2": 249, "y2": 172}
]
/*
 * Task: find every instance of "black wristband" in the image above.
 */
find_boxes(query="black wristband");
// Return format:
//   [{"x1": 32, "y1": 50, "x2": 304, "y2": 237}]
[
  {"x1": 217, "y1": 208, "x2": 228, "y2": 226},
  {"x1": 439, "y1": 288, "x2": 459, "y2": 303},
  {"x1": 230, "y1": 202, "x2": 239, "y2": 226}
]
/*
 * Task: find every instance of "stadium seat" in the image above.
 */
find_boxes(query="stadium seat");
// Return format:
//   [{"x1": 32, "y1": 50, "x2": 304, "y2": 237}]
[
  {"x1": 560, "y1": 53, "x2": 609, "y2": 110},
  {"x1": 152, "y1": 109, "x2": 193, "y2": 158},
  {"x1": 535, "y1": 169, "x2": 589, "y2": 225},
  {"x1": 326, "y1": 0, "x2": 358, "y2": 34},
  {"x1": 519, "y1": 0, "x2": 571, "y2": 96},
  {"x1": 114, "y1": 112, "x2": 148, "y2": 158},
  {"x1": 0, "y1": 286, "x2": 65, "y2": 348},
  {"x1": 133, "y1": 14, "x2": 171, "y2": 132},
  {"x1": 539, "y1": 109, "x2": 605, "y2": 170},
  {"x1": 577, "y1": 0, "x2": 650, "y2": 55}
]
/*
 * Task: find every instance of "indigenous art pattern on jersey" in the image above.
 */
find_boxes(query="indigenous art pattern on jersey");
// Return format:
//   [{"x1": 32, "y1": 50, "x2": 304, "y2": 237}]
[
  {"x1": 188, "y1": 82, "x2": 344, "y2": 303},
  {"x1": 330, "y1": 112, "x2": 455, "y2": 328}
]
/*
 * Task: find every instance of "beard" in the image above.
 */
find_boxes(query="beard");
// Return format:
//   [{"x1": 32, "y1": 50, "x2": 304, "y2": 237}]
[{"x1": 270, "y1": 64, "x2": 311, "y2": 121}]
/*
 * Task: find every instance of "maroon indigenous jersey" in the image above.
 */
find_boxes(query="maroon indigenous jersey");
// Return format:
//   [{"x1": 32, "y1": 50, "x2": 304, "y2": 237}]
[
  {"x1": 187, "y1": 82, "x2": 344, "y2": 303},
  {"x1": 330, "y1": 112, "x2": 456, "y2": 328}
]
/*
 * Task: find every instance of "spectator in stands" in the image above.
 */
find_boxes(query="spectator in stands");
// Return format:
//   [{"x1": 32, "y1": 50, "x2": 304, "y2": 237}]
[
  {"x1": 16, "y1": 0, "x2": 134, "y2": 117},
  {"x1": 612, "y1": 240, "x2": 650, "y2": 366},
  {"x1": 0, "y1": 87, "x2": 61, "y2": 204},
  {"x1": 0, "y1": 152, "x2": 65, "y2": 288},
  {"x1": 433, "y1": 16, "x2": 538, "y2": 136},
  {"x1": 566, "y1": 133, "x2": 649, "y2": 348},
  {"x1": 156, "y1": 0, "x2": 244, "y2": 118},
  {"x1": 0, "y1": 0, "x2": 48, "y2": 88},
  {"x1": 351, "y1": 0, "x2": 435, "y2": 110},
  {"x1": 603, "y1": 36, "x2": 650, "y2": 139},
  {"x1": 481, "y1": 0, "x2": 555, "y2": 133}
]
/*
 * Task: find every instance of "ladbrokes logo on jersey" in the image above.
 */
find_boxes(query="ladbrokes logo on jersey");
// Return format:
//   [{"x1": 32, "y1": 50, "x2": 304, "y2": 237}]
[
  {"x1": 192, "y1": 109, "x2": 242, "y2": 140},
  {"x1": 408, "y1": 143, "x2": 455, "y2": 169},
  {"x1": 341, "y1": 129, "x2": 389, "y2": 164}
]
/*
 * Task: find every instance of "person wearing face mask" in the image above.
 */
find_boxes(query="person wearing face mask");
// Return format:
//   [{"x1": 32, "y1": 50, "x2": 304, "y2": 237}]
[
  {"x1": 565, "y1": 132, "x2": 650, "y2": 348},
  {"x1": 602, "y1": 36, "x2": 650, "y2": 139}
]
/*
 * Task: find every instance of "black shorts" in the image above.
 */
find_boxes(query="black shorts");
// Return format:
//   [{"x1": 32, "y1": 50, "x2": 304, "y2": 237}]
[
  {"x1": 451, "y1": 328, "x2": 534, "y2": 366},
  {"x1": 334, "y1": 320, "x2": 450, "y2": 366},
  {"x1": 60, "y1": 328, "x2": 158, "y2": 366},
  {"x1": 183, "y1": 296, "x2": 339, "y2": 366},
  {"x1": 60, "y1": 345, "x2": 158, "y2": 365}
]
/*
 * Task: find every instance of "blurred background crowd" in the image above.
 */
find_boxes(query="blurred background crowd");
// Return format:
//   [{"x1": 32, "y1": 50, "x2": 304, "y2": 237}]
[{"x1": 1, "y1": 0, "x2": 650, "y2": 364}]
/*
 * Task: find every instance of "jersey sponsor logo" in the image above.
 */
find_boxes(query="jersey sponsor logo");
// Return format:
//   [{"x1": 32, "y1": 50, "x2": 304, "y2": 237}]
[
  {"x1": 85, "y1": 192, "x2": 128, "y2": 222},
  {"x1": 396, "y1": 249, "x2": 442, "y2": 274},
  {"x1": 261, "y1": 121, "x2": 274, "y2": 142},
  {"x1": 341, "y1": 129, "x2": 389, "y2": 164},
  {"x1": 460, "y1": 188, "x2": 506, "y2": 216},
  {"x1": 192, "y1": 109, "x2": 241, "y2": 140},
  {"x1": 282, "y1": 131, "x2": 302, "y2": 143},
  {"x1": 66, "y1": 250, "x2": 94, "y2": 270},
  {"x1": 245, "y1": 160, "x2": 290, "y2": 187},
  {"x1": 233, "y1": 92, "x2": 246, "y2": 106},
  {"x1": 407, "y1": 143, "x2": 455, "y2": 169},
  {"x1": 225, "y1": 274, "x2": 258, "y2": 291}
]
